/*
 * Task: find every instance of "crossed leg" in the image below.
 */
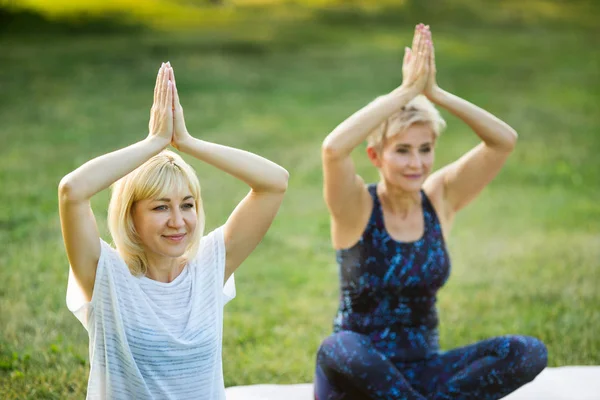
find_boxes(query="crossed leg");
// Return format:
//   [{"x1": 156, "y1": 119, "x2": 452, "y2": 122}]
[
  {"x1": 315, "y1": 333, "x2": 547, "y2": 400},
  {"x1": 407, "y1": 335, "x2": 548, "y2": 400},
  {"x1": 314, "y1": 330, "x2": 427, "y2": 400}
]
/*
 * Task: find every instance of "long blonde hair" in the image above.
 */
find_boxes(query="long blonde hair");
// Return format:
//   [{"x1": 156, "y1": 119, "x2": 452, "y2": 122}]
[{"x1": 108, "y1": 150, "x2": 205, "y2": 276}]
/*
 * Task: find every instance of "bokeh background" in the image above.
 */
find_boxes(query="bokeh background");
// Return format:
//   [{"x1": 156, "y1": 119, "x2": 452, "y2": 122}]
[{"x1": 1, "y1": 0, "x2": 598, "y2": 398}]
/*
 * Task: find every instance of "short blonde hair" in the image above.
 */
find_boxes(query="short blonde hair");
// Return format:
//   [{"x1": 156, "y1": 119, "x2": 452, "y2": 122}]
[
  {"x1": 108, "y1": 150, "x2": 205, "y2": 276},
  {"x1": 367, "y1": 95, "x2": 446, "y2": 149}
]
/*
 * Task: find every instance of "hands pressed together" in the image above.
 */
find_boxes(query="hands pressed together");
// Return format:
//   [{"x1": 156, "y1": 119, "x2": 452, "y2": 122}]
[
  {"x1": 148, "y1": 62, "x2": 192, "y2": 149},
  {"x1": 401, "y1": 23, "x2": 439, "y2": 99},
  {"x1": 148, "y1": 24, "x2": 437, "y2": 148}
]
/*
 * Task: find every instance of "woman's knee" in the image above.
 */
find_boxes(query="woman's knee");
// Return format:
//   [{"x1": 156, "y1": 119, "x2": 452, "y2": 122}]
[
  {"x1": 317, "y1": 331, "x2": 371, "y2": 361},
  {"x1": 507, "y1": 335, "x2": 548, "y2": 381},
  {"x1": 317, "y1": 331, "x2": 375, "y2": 370}
]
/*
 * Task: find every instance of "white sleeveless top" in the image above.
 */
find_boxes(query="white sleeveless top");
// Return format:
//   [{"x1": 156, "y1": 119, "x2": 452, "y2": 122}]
[{"x1": 66, "y1": 227, "x2": 236, "y2": 400}]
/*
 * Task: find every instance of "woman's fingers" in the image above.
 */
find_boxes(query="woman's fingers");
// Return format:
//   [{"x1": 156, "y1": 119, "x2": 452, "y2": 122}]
[
  {"x1": 148, "y1": 62, "x2": 175, "y2": 138},
  {"x1": 172, "y1": 80, "x2": 177, "y2": 112},
  {"x1": 413, "y1": 30, "x2": 424, "y2": 75},
  {"x1": 156, "y1": 63, "x2": 165, "y2": 107},
  {"x1": 403, "y1": 47, "x2": 412, "y2": 68},
  {"x1": 173, "y1": 78, "x2": 182, "y2": 109},
  {"x1": 429, "y1": 31, "x2": 436, "y2": 71},
  {"x1": 160, "y1": 65, "x2": 170, "y2": 109},
  {"x1": 166, "y1": 80, "x2": 173, "y2": 119},
  {"x1": 169, "y1": 65, "x2": 182, "y2": 109},
  {"x1": 169, "y1": 63, "x2": 176, "y2": 86},
  {"x1": 419, "y1": 28, "x2": 428, "y2": 55},
  {"x1": 419, "y1": 28, "x2": 430, "y2": 73},
  {"x1": 161, "y1": 64, "x2": 170, "y2": 105},
  {"x1": 418, "y1": 26, "x2": 431, "y2": 76},
  {"x1": 411, "y1": 23, "x2": 422, "y2": 56},
  {"x1": 167, "y1": 63, "x2": 175, "y2": 109},
  {"x1": 414, "y1": 26, "x2": 423, "y2": 62},
  {"x1": 154, "y1": 63, "x2": 164, "y2": 104}
]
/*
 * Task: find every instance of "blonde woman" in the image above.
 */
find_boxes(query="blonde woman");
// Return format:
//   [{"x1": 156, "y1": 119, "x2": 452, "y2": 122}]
[
  {"x1": 59, "y1": 62, "x2": 288, "y2": 399},
  {"x1": 314, "y1": 24, "x2": 547, "y2": 399}
]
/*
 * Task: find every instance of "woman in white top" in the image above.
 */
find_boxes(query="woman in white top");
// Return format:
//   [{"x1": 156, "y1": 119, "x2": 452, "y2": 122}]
[{"x1": 59, "y1": 62, "x2": 289, "y2": 399}]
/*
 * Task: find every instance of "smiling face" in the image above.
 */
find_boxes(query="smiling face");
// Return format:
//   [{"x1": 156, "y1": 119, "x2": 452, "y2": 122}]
[
  {"x1": 108, "y1": 150, "x2": 205, "y2": 276},
  {"x1": 368, "y1": 122, "x2": 436, "y2": 192},
  {"x1": 132, "y1": 187, "x2": 198, "y2": 261}
]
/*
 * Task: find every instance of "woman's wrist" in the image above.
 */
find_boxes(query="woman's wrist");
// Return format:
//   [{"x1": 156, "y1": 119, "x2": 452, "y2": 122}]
[
  {"x1": 174, "y1": 133, "x2": 195, "y2": 152},
  {"x1": 144, "y1": 135, "x2": 171, "y2": 153},
  {"x1": 387, "y1": 85, "x2": 421, "y2": 112},
  {"x1": 392, "y1": 84, "x2": 420, "y2": 99},
  {"x1": 425, "y1": 86, "x2": 446, "y2": 104}
]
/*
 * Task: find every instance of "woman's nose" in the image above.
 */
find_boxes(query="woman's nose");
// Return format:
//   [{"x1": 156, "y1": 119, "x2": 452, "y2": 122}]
[
  {"x1": 168, "y1": 209, "x2": 185, "y2": 228},
  {"x1": 408, "y1": 152, "x2": 421, "y2": 167}
]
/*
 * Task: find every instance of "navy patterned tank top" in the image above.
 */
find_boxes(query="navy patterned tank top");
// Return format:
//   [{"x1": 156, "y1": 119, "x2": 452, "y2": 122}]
[{"x1": 333, "y1": 184, "x2": 451, "y2": 361}]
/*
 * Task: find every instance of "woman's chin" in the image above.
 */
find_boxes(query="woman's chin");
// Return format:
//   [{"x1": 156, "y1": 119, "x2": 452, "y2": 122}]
[
  {"x1": 396, "y1": 179, "x2": 424, "y2": 192},
  {"x1": 150, "y1": 242, "x2": 188, "y2": 259}
]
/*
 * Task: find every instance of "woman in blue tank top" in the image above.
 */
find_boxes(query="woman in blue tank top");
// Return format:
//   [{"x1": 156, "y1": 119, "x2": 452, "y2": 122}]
[{"x1": 314, "y1": 24, "x2": 547, "y2": 400}]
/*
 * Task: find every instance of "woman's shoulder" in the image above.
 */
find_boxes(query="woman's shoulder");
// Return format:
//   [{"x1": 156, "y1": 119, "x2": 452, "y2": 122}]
[
  {"x1": 193, "y1": 226, "x2": 225, "y2": 266},
  {"x1": 199, "y1": 226, "x2": 224, "y2": 250},
  {"x1": 98, "y1": 238, "x2": 135, "y2": 277},
  {"x1": 422, "y1": 180, "x2": 453, "y2": 239}
]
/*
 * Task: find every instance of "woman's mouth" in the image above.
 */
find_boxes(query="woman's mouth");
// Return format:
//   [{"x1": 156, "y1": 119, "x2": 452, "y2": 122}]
[
  {"x1": 403, "y1": 174, "x2": 422, "y2": 180},
  {"x1": 163, "y1": 234, "x2": 186, "y2": 242}
]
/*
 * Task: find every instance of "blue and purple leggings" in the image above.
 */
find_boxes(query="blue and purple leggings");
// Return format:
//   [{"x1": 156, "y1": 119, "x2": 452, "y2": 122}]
[{"x1": 315, "y1": 331, "x2": 547, "y2": 400}]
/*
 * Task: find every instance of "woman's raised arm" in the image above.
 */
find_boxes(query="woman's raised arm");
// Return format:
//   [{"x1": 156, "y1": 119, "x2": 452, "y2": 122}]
[
  {"x1": 169, "y1": 66, "x2": 288, "y2": 281},
  {"x1": 322, "y1": 24, "x2": 431, "y2": 249},
  {"x1": 58, "y1": 63, "x2": 174, "y2": 301},
  {"x1": 422, "y1": 31, "x2": 518, "y2": 216}
]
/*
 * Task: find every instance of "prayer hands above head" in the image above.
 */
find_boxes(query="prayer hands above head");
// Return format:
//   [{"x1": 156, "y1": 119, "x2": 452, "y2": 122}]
[
  {"x1": 401, "y1": 23, "x2": 431, "y2": 94},
  {"x1": 168, "y1": 66, "x2": 193, "y2": 150},
  {"x1": 148, "y1": 62, "x2": 174, "y2": 147},
  {"x1": 423, "y1": 26, "x2": 440, "y2": 99}
]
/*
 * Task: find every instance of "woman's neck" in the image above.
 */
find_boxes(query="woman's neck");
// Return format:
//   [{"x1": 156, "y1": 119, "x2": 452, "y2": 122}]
[
  {"x1": 144, "y1": 254, "x2": 186, "y2": 283},
  {"x1": 377, "y1": 181, "x2": 421, "y2": 218}
]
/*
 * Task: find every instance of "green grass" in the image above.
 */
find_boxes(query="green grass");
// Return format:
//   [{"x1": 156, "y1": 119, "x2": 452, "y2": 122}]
[{"x1": 1, "y1": 2, "x2": 599, "y2": 398}]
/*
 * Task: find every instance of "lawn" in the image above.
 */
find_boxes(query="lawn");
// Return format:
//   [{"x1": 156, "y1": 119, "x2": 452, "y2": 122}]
[{"x1": 0, "y1": 1, "x2": 599, "y2": 398}]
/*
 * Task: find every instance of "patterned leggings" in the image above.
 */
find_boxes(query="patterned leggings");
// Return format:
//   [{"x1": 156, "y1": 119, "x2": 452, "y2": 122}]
[{"x1": 315, "y1": 331, "x2": 547, "y2": 400}]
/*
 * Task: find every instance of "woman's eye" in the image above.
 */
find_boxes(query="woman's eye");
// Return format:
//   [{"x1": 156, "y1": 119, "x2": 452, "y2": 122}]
[
  {"x1": 420, "y1": 147, "x2": 431, "y2": 153},
  {"x1": 153, "y1": 205, "x2": 167, "y2": 211},
  {"x1": 396, "y1": 148, "x2": 409, "y2": 154},
  {"x1": 182, "y1": 203, "x2": 194, "y2": 209}
]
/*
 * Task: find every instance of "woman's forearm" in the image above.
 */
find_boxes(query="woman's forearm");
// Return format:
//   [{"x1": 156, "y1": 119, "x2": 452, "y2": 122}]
[
  {"x1": 177, "y1": 137, "x2": 289, "y2": 193},
  {"x1": 428, "y1": 87, "x2": 518, "y2": 151},
  {"x1": 59, "y1": 136, "x2": 166, "y2": 202},
  {"x1": 322, "y1": 86, "x2": 418, "y2": 157}
]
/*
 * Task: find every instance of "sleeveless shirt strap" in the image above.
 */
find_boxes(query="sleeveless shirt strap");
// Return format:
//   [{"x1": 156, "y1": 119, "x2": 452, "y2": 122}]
[
  {"x1": 367, "y1": 183, "x2": 384, "y2": 228},
  {"x1": 420, "y1": 189, "x2": 442, "y2": 228},
  {"x1": 367, "y1": 183, "x2": 378, "y2": 202}
]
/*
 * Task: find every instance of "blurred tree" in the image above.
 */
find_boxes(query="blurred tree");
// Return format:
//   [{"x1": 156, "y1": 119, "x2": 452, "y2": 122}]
[
  {"x1": 0, "y1": 0, "x2": 16, "y2": 11},
  {"x1": 0, "y1": 0, "x2": 30, "y2": 32},
  {"x1": 175, "y1": 0, "x2": 225, "y2": 6}
]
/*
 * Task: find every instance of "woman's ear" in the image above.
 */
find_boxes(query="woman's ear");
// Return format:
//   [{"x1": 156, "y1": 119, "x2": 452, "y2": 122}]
[{"x1": 366, "y1": 146, "x2": 382, "y2": 168}]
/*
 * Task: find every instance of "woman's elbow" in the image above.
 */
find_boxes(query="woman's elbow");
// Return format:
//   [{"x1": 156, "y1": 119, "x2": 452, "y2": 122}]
[
  {"x1": 321, "y1": 136, "x2": 344, "y2": 160},
  {"x1": 504, "y1": 128, "x2": 518, "y2": 151},
  {"x1": 58, "y1": 175, "x2": 85, "y2": 203},
  {"x1": 275, "y1": 167, "x2": 290, "y2": 193},
  {"x1": 260, "y1": 166, "x2": 289, "y2": 193},
  {"x1": 492, "y1": 128, "x2": 518, "y2": 153}
]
